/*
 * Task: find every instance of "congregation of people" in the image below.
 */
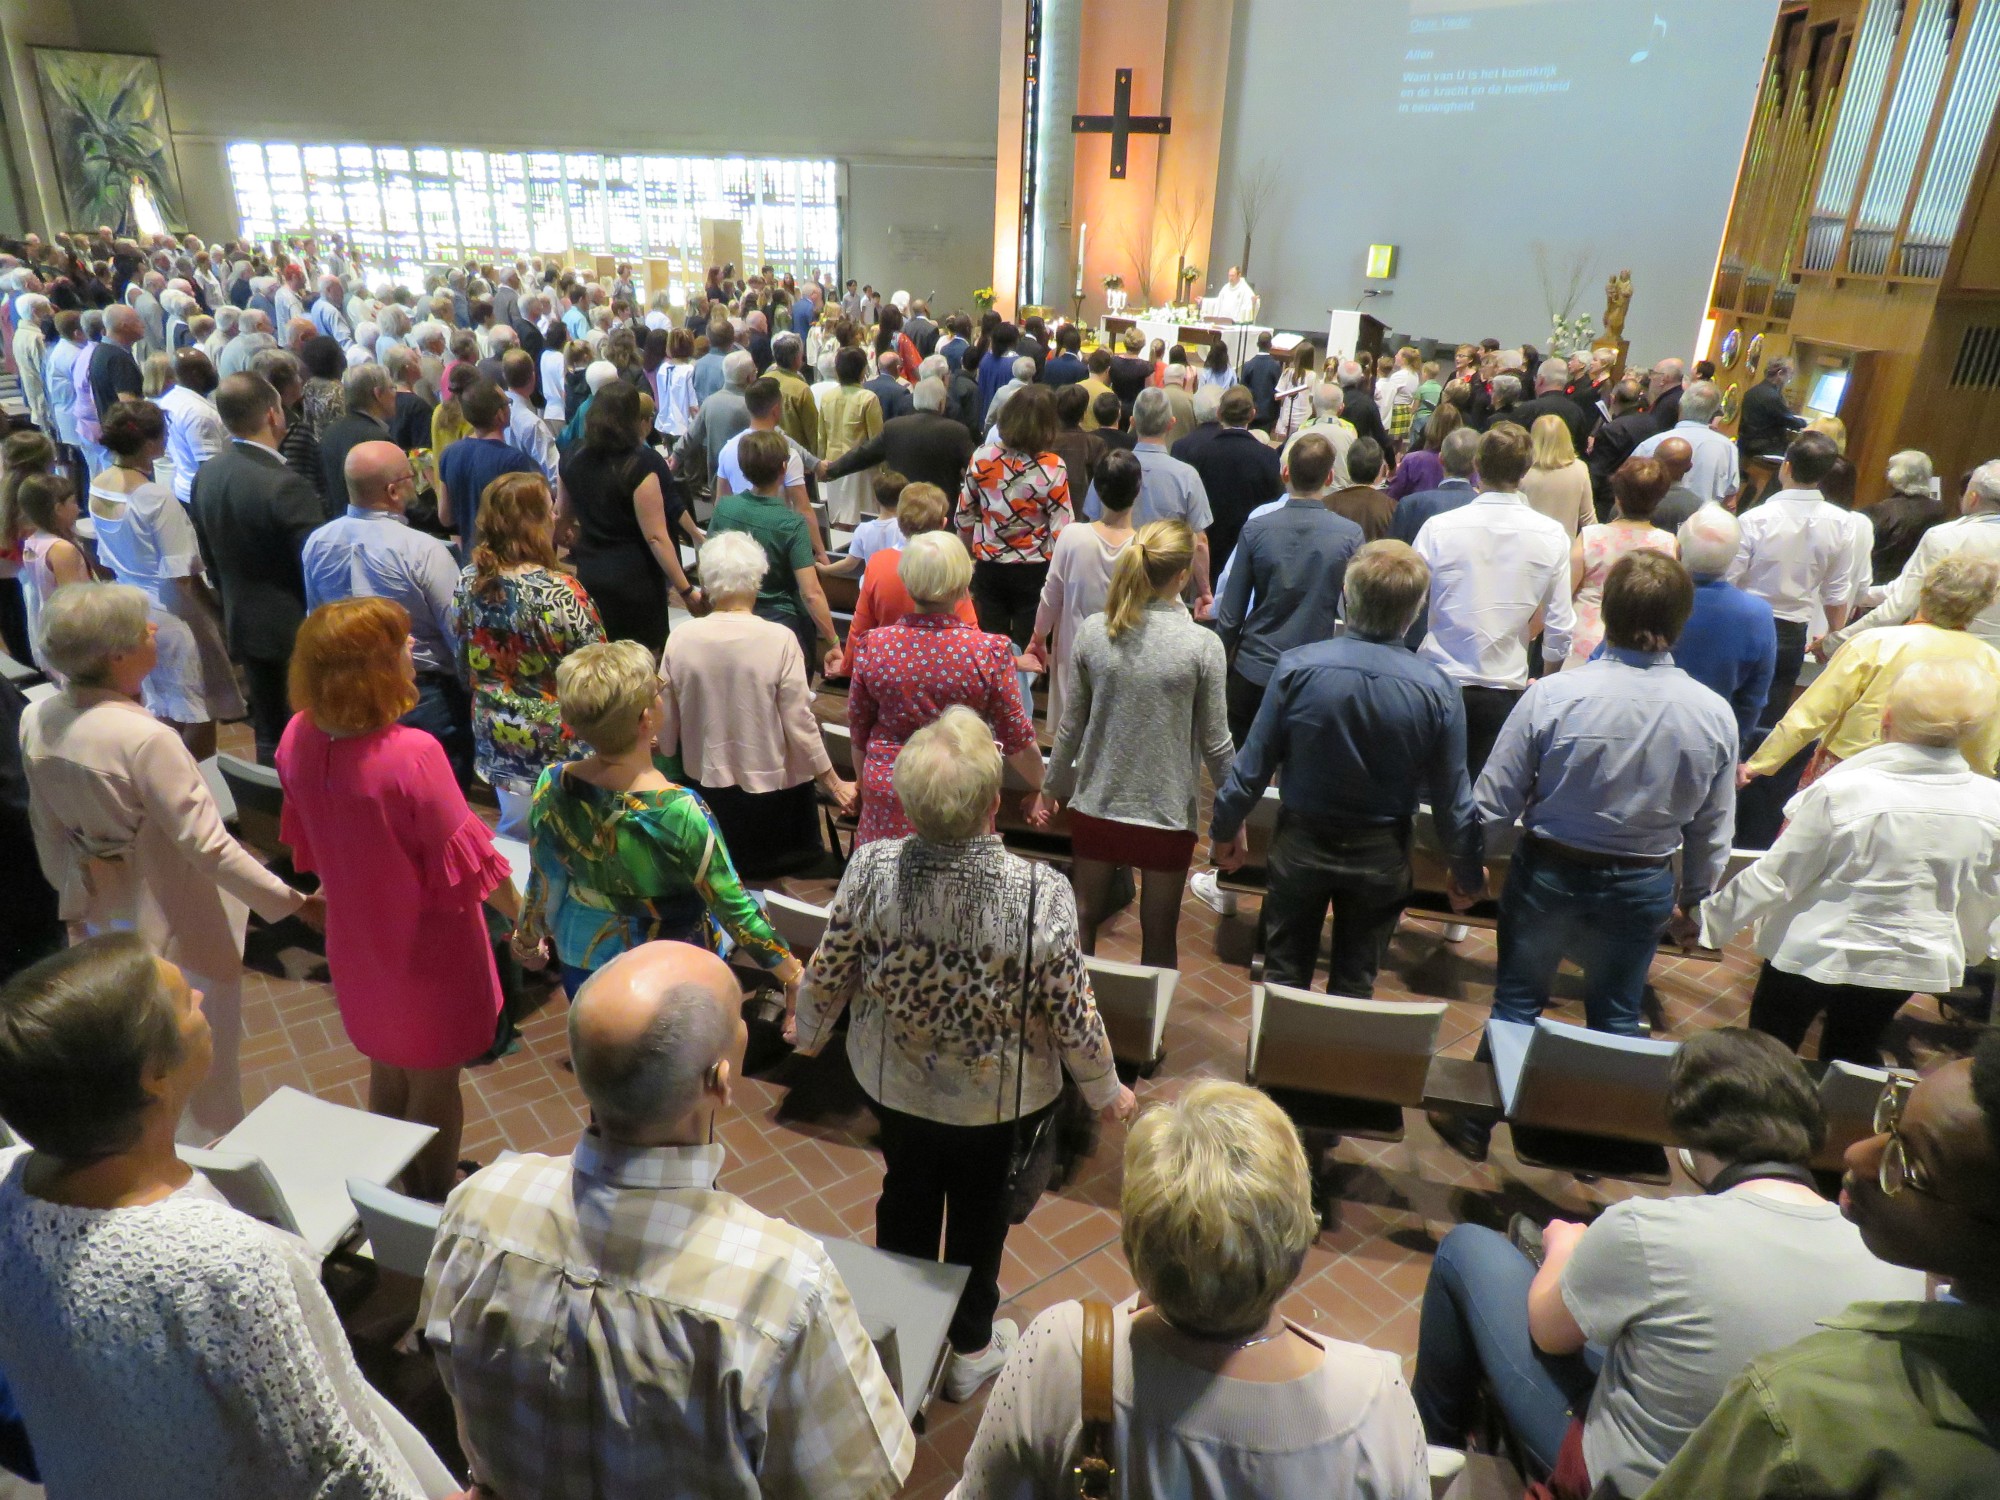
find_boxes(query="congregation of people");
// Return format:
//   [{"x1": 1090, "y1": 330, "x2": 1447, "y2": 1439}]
[{"x1": 0, "y1": 226, "x2": 1995, "y2": 1500}]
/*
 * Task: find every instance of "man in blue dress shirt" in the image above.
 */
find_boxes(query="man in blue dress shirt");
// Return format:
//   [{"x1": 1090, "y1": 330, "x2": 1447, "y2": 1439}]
[
  {"x1": 303, "y1": 439, "x2": 472, "y2": 781},
  {"x1": 1212, "y1": 539, "x2": 1484, "y2": 995},
  {"x1": 1476, "y1": 549, "x2": 1737, "y2": 1034},
  {"x1": 1432, "y1": 550, "x2": 1737, "y2": 1161}
]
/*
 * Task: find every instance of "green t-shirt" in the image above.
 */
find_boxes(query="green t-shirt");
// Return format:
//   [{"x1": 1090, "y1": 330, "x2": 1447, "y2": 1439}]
[{"x1": 711, "y1": 490, "x2": 812, "y2": 626}]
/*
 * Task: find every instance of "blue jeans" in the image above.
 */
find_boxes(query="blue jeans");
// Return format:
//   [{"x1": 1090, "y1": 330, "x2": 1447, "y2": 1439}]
[
  {"x1": 1413, "y1": 1225, "x2": 1599, "y2": 1478},
  {"x1": 1492, "y1": 838, "x2": 1675, "y2": 1035}
]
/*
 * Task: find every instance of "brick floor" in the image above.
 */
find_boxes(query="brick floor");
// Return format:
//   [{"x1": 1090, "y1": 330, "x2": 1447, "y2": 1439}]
[{"x1": 221, "y1": 727, "x2": 1976, "y2": 1498}]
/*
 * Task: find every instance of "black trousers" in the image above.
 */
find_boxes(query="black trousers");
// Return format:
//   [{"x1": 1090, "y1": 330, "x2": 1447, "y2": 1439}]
[
  {"x1": 873, "y1": 1099, "x2": 1043, "y2": 1354},
  {"x1": 403, "y1": 671, "x2": 475, "y2": 787},
  {"x1": 970, "y1": 559, "x2": 1048, "y2": 650},
  {"x1": 1762, "y1": 619, "x2": 1810, "y2": 731},
  {"x1": 1748, "y1": 960, "x2": 1909, "y2": 1064},
  {"x1": 243, "y1": 655, "x2": 292, "y2": 765},
  {"x1": 1460, "y1": 685, "x2": 1524, "y2": 784},
  {"x1": 1261, "y1": 814, "x2": 1411, "y2": 995},
  {"x1": 1225, "y1": 666, "x2": 1268, "y2": 750}
]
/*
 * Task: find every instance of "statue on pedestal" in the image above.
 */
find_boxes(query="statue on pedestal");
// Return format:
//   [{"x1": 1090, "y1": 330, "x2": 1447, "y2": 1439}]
[{"x1": 1601, "y1": 270, "x2": 1633, "y2": 344}]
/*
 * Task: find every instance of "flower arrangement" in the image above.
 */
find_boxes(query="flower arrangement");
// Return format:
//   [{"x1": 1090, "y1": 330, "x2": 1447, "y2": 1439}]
[
  {"x1": 972, "y1": 286, "x2": 997, "y2": 312},
  {"x1": 1179, "y1": 265, "x2": 1200, "y2": 292},
  {"x1": 1101, "y1": 273, "x2": 1124, "y2": 290},
  {"x1": 1548, "y1": 312, "x2": 1595, "y2": 358}
]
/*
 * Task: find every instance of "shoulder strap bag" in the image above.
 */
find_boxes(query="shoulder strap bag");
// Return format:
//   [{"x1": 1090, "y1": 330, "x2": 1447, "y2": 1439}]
[{"x1": 1072, "y1": 1298, "x2": 1117, "y2": 1498}]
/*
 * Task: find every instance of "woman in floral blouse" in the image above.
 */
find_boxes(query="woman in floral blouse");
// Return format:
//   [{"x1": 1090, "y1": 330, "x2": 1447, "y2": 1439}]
[
  {"x1": 846, "y1": 532, "x2": 1046, "y2": 847},
  {"x1": 511, "y1": 641, "x2": 799, "y2": 1001},
  {"x1": 954, "y1": 384, "x2": 1072, "y2": 649},
  {"x1": 453, "y1": 474, "x2": 604, "y2": 838}
]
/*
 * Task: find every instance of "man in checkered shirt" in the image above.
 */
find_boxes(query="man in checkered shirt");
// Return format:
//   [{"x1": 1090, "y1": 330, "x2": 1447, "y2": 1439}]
[{"x1": 421, "y1": 942, "x2": 913, "y2": 1499}]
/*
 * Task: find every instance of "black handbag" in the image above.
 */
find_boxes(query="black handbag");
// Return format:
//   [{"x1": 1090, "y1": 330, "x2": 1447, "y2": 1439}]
[{"x1": 1003, "y1": 868, "x2": 1062, "y2": 1224}]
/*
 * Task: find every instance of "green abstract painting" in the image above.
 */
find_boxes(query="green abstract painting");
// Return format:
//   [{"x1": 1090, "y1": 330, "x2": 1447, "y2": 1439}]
[{"x1": 33, "y1": 49, "x2": 187, "y2": 235}]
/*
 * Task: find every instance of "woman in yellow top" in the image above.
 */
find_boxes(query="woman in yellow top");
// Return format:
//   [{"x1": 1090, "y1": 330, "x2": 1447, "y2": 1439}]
[
  {"x1": 1745, "y1": 553, "x2": 2000, "y2": 785},
  {"x1": 815, "y1": 345, "x2": 883, "y2": 526}
]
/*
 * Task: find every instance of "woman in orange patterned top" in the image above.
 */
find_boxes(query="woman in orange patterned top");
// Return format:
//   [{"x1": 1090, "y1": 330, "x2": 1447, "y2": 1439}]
[{"x1": 953, "y1": 384, "x2": 1073, "y2": 649}]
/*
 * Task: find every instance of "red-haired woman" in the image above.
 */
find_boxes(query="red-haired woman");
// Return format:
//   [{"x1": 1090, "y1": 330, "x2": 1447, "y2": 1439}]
[{"x1": 276, "y1": 597, "x2": 519, "y2": 1199}]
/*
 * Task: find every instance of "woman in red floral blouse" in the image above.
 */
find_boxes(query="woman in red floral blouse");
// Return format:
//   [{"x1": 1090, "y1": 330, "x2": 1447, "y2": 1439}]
[
  {"x1": 847, "y1": 531, "x2": 1046, "y2": 846},
  {"x1": 953, "y1": 385, "x2": 1072, "y2": 649}
]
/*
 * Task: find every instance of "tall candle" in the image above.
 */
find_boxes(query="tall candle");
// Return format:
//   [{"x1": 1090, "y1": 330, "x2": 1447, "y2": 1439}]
[{"x1": 1075, "y1": 222, "x2": 1087, "y2": 299}]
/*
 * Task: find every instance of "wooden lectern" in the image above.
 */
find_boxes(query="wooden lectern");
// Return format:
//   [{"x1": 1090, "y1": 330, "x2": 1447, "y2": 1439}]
[{"x1": 1326, "y1": 310, "x2": 1388, "y2": 366}]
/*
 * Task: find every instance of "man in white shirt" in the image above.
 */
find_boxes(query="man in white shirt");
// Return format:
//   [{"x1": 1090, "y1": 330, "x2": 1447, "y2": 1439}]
[
  {"x1": 1726, "y1": 431, "x2": 1868, "y2": 730},
  {"x1": 498, "y1": 348, "x2": 558, "y2": 485},
  {"x1": 1212, "y1": 266, "x2": 1257, "y2": 324},
  {"x1": 1634, "y1": 380, "x2": 1740, "y2": 508},
  {"x1": 1820, "y1": 458, "x2": 2000, "y2": 654},
  {"x1": 154, "y1": 348, "x2": 232, "y2": 505},
  {"x1": 1413, "y1": 422, "x2": 1575, "y2": 778}
]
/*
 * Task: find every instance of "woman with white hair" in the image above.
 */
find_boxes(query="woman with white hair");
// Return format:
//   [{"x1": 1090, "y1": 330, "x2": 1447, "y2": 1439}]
[
  {"x1": 1704, "y1": 656, "x2": 2000, "y2": 1063},
  {"x1": 203, "y1": 302, "x2": 239, "y2": 366},
  {"x1": 19, "y1": 583, "x2": 320, "y2": 1136},
  {"x1": 846, "y1": 530, "x2": 1044, "y2": 846},
  {"x1": 797, "y1": 706, "x2": 1133, "y2": 1403},
  {"x1": 1869, "y1": 448, "x2": 1945, "y2": 584},
  {"x1": 952, "y1": 1080, "x2": 1428, "y2": 1499},
  {"x1": 159, "y1": 289, "x2": 195, "y2": 354},
  {"x1": 657, "y1": 530, "x2": 854, "y2": 885}
]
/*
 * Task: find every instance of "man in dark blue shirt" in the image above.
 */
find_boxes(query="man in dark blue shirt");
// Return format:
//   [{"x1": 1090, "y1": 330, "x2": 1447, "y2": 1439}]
[
  {"x1": 1214, "y1": 431, "x2": 1361, "y2": 745},
  {"x1": 1213, "y1": 538, "x2": 1484, "y2": 995},
  {"x1": 1669, "y1": 504, "x2": 1776, "y2": 750},
  {"x1": 1238, "y1": 331, "x2": 1284, "y2": 431},
  {"x1": 1391, "y1": 426, "x2": 1481, "y2": 544},
  {"x1": 1041, "y1": 324, "x2": 1088, "y2": 387},
  {"x1": 438, "y1": 380, "x2": 539, "y2": 558}
]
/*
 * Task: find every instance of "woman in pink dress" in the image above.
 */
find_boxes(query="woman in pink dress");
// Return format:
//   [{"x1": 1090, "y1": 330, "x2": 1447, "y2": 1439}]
[
  {"x1": 1566, "y1": 456, "x2": 1679, "y2": 668},
  {"x1": 847, "y1": 532, "x2": 1045, "y2": 847},
  {"x1": 276, "y1": 597, "x2": 519, "y2": 1199}
]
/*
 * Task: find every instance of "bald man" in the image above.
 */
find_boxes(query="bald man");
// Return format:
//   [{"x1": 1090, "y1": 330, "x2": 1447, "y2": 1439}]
[
  {"x1": 301, "y1": 436, "x2": 471, "y2": 779},
  {"x1": 1648, "y1": 435, "x2": 1706, "y2": 534},
  {"x1": 422, "y1": 942, "x2": 914, "y2": 1500}
]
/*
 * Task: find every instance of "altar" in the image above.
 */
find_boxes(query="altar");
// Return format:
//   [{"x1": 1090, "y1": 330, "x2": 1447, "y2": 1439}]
[{"x1": 1104, "y1": 314, "x2": 1269, "y2": 368}]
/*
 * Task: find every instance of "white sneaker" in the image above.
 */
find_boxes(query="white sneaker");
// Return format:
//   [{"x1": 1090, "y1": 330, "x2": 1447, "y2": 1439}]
[
  {"x1": 1190, "y1": 868, "x2": 1239, "y2": 916},
  {"x1": 1442, "y1": 923, "x2": 1470, "y2": 943},
  {"x1": 943, "y1": 1318, "x2": 1018, "y2": 1401}
]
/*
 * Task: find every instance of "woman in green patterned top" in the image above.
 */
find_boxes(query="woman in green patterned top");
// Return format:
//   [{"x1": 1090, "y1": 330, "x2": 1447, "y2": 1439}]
[{"x1": 509, "y1": 640, "x2": 801, "y2": 1004}]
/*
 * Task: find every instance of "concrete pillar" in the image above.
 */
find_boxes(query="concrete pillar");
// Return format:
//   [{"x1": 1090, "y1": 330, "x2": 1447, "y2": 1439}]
[{"x1": 1030, "y1": 0, "x2": 1082, "y2": 310}]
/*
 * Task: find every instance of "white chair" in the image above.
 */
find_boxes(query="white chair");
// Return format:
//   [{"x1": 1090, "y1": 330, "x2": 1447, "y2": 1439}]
[
  {"x1": 494, "y1": 835, "x2": 532, "y2": 895},
  {"x1": 1084, "y1": 956, "x2": 1177, "y2": 1075},
  {"x1": 1487, "y1": 1018, "x2": 1680, "y2": 1181},
  {"x1": 216, "y1": 753, "x2": 285, "y2": 859},
  {"x1": 176, "y1": 1145, "x2": 302, "y2": 1236},
  {"x1": 346, "y1": 1176, "x2": 444, "y2": 1278},
  {"x1": 1816, "y1": 1059, "x2": 1900, "y2": 1172},
  {"x1": 820, "y1": 721, "x2": 854, "y2": 777},
  {"x1": 1247, "y1": 981, "x2": 1447, "y2": 1141},
  {"x1": 814, "y1": 1234, "x2": 969, "y2": 1426},
  {"x1": 763, "y1": 891, "x2": 830, "y2": 958},
  {"x1": 186, "y1": 1086, "x2": 438, "y2": 1256}
]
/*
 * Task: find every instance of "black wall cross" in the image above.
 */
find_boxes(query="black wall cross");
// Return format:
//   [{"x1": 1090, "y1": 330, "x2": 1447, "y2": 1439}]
[{"x1": 1071, "y1": 68, "x2": 1171, "y2": 180}]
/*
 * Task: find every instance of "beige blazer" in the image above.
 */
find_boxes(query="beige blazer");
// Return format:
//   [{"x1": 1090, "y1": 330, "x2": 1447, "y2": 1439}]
[
  {"x1": 21, "y1": 690, "x2": 301, "y2": 980},
  {"x1": 657, "y1": 612, "x2": 832, "y2": 793}
]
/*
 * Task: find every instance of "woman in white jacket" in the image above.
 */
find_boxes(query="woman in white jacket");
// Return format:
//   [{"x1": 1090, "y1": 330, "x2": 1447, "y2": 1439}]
[{"x1": 1700, "y1": 656, "x2": 2000, "y2": 1064}]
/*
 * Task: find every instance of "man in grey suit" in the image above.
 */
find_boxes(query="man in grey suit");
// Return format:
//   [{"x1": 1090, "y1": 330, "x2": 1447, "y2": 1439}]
[{"x1": 191, "y1": 372, "x2": 323, "y2": 762}]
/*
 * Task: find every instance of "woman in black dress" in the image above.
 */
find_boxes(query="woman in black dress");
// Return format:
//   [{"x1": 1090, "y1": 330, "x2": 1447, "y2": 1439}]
[{"x1": 557, "y1": 382, "x2": 701, "y2": 653}]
